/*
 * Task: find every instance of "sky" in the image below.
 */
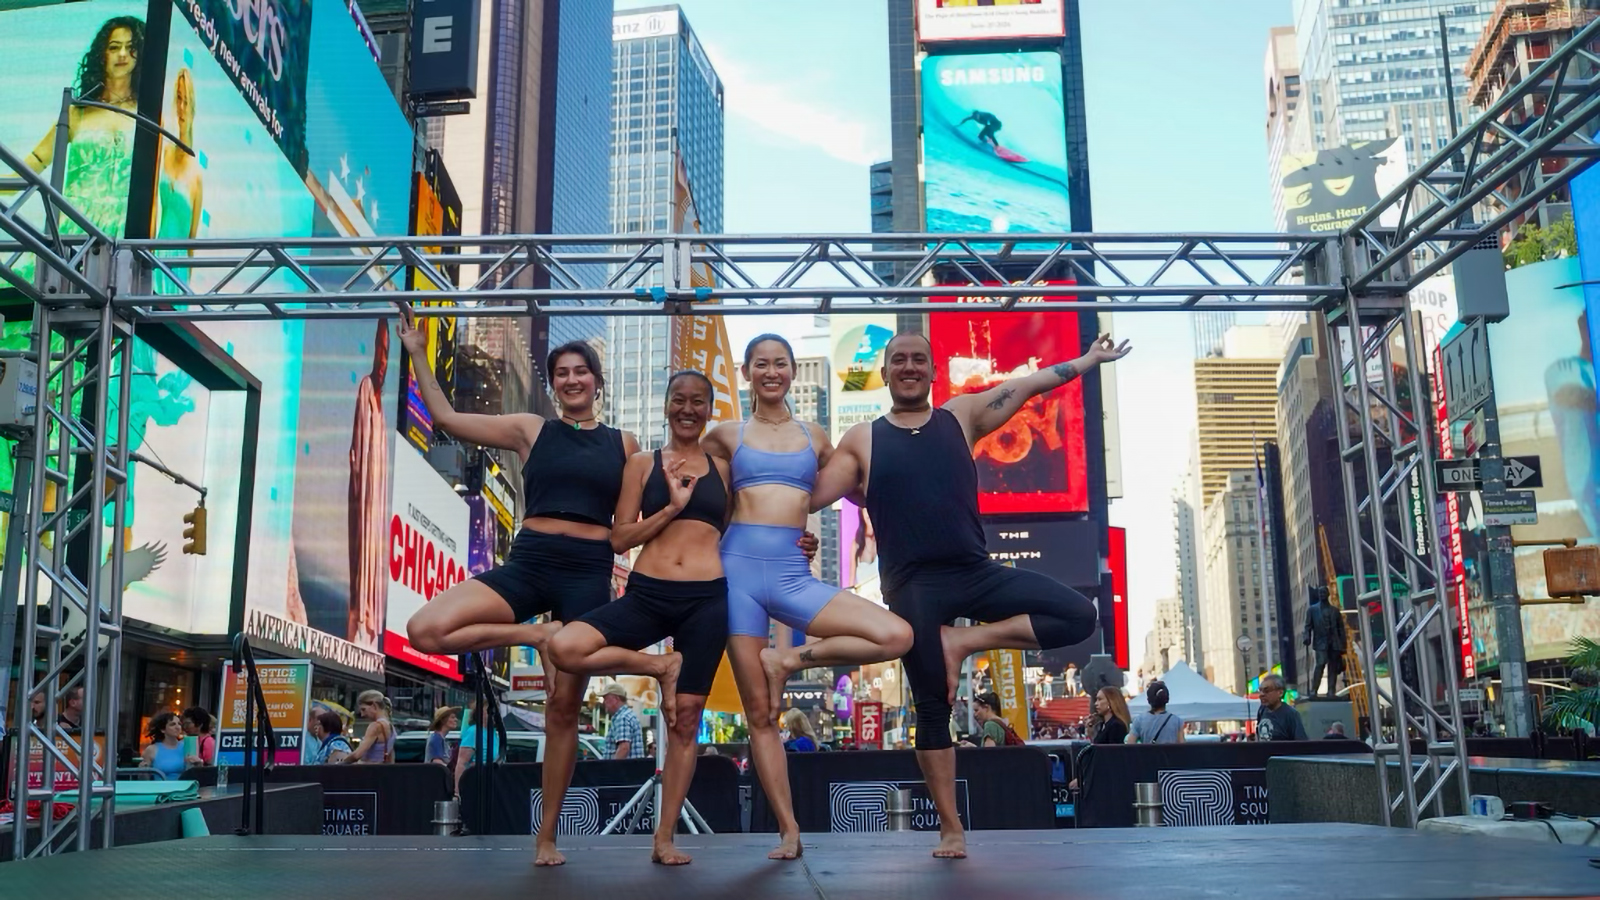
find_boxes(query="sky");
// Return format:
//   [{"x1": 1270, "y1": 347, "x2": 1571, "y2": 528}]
[{"x1": 615, "y1": 0, "x2": 1296, "y2": 667}]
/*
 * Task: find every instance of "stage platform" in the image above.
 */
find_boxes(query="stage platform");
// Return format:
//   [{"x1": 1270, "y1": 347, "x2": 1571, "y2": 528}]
[{"x1": 5, "y1": 823, "x2": 1599, "y2": 899}]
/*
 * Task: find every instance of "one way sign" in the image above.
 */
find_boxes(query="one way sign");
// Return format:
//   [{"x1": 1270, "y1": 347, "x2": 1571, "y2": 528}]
[{"x1": 1433, "y1": 456, "x2": 1543, "y2": 492}]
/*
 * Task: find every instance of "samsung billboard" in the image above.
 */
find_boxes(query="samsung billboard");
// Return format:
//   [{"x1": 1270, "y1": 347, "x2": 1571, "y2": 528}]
[{"x1": 922, "y1": 51, "x2": 1070, "y2": 239}]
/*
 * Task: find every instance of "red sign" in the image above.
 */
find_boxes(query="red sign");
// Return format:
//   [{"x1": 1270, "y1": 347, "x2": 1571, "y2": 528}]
[
  {"x1": 854, "y1": 701, "x2": 884, "y2": 749},
  {"x1": 1433, "y1": 347, "x2": 1474, "y2": 679},
  {"x1": 1108, "y1": 526, "x2": 1129, "y2": 670},
  {"x1": 929, "y1": 285, "x2": 1088, "y2": 514}
]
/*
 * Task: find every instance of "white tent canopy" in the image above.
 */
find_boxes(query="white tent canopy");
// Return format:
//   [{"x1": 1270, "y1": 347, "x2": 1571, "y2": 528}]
[{"x1": 1127, "y1": 661, "x2": 1259, "y2": 722}]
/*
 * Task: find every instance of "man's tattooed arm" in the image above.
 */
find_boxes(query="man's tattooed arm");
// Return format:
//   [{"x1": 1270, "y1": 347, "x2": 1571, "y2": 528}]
[
  {"x1": 1050, "y1": 361, "x2": 1080, "y2": 385},
  {"x1": 985, "y1": 387, "x2": 1017, "y2": 410}
]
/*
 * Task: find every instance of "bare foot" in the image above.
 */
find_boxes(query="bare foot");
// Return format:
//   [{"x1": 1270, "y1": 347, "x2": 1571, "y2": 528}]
[
  {"x1": 655, "y1": 652, "x2": 683, "y2": 728},
  {"x1": 534, "y1": 840, "x2": 566, "y2": 867},
  {"x1": 759, "y1": 647, "x2": 790, "y2": 725},
  {"x1": 652, "y1": 838, "x2": 693, "y2": 865},
  {"x1": 941, "y1": 625, "x2": 965, "y2": 705},
  {"x1": 528, "y1": 621, "x2": 562, "y2": 654},
  {"x1": 933, "y1": 829, "x2": 967, "y2": 859},
  {"x1": 767, "y1": 831, "x2": 803, "y2": 860}
]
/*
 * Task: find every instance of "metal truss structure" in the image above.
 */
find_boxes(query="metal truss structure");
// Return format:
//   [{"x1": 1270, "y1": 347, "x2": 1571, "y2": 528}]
[{"x1": 2, "y1": 14, "x2": 1599, "y2": 853}]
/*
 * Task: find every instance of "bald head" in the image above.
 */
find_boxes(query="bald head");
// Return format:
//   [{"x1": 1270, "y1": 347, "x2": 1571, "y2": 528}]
[{"x1": 883, "y1": 331, "x2": 934, "y2": 407}]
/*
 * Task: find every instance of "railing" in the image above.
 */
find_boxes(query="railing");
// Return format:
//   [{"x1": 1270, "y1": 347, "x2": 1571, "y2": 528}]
[{"x1": 230, "y1": 632, "x2": 276, "y2": 837}]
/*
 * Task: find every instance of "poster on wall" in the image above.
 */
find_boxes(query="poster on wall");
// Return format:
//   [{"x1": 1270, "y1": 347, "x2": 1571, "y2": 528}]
[
  {"x1": 0, "y1": 1, "x2": 152, "y2": 286},
  {"x1": 1280, "y1": 139, "x2": 1408, "y2": 234},
  {"x1": 921, "y1": 51, "x2": 1070, "y2": 240},
  {"x1": 217, "y1": 658, "x2": 313, "y2": 766},
  {"x1": 916, "y1": 0, "x2": 1065, "y2": 43},
  {"x1": 385, "y1": 437, "x2": 469, "y2": 680},
  {"x1": 928, "y1": 303, "x2": 1087, "y2": 514},
  {"x1": 828, "y1": 316, "x2": 897, "y2": 444}
]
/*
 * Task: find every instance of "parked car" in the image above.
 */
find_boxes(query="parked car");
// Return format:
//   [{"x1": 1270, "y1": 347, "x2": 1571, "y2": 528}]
[{"x1": 393, "y1": 730, "x2": 605, "y2": 764}]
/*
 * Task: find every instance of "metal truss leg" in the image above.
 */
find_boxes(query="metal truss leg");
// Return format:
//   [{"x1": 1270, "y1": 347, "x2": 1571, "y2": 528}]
[
  {"x1": 8, "y1": 301, "x2": 133, "y2": 858},
  {"x1": 1323, "y1": 265, "x2": 1470, "y2": 828}
]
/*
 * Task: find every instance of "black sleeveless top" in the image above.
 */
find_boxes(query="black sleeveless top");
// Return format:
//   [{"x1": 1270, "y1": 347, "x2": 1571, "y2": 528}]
[
  {"x1": 641, "y1": 449, "x2": 727, "y2": 533},
  {"x1": 521, "y1": 418, "x2": 628, "y2": 527},
  {"x1": 865, "y1": 408, "x2": 988, "y2": 586}
]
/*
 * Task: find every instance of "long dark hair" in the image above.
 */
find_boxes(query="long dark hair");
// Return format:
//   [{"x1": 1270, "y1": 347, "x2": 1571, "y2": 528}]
[
  {"x1": 742, "y1": 333, "x2": 795, "y2": 369},
  {"x1": 146, "y1": 711, "x2": 177, "y2": 742},
  {"x1": 546, "y1": 340, "x2": 605, "y2": 391},
  {"x1": 78, "y1": 17, "x2": 145, "y2": 101}
]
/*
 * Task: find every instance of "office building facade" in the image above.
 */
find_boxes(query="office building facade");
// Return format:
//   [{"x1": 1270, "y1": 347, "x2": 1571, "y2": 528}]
[
  {"x1": 1201, "y1": 469, "x2": 1281, "y2": 695},
  {"x1": 1194, "y1": 354, "x2": 1281, "y2": 508},
  {"x1": 608, "y1": 5, "x2": 725, "y2": 447}
]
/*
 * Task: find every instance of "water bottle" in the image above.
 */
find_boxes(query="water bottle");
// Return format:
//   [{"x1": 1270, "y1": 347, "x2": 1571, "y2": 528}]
[{"x1": 216, "y1": 757, "x2": 230, "y2": 791}]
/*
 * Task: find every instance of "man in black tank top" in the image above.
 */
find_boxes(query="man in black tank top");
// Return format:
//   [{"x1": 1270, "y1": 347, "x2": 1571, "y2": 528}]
[{"x1": 812, "y1": 330, "x2": 1130, "y2": 859}]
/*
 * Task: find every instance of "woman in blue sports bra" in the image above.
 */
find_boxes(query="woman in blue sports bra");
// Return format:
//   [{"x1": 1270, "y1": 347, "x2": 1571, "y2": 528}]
[
  {"x1": 139, "y1": 712, "x2": 188, "y2": 780},
  {"x1": 703, "y1": 334, "x2": 914, "y2": 861}
]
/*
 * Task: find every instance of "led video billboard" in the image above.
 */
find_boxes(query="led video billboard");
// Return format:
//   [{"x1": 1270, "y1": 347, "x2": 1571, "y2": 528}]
[
  {"x1": 921, "y1": 51, "x2": 1070, "y2": 238},
  {"x1": 0, "y1": 1, "x2": 151, "y2": 284},
  {"x1": 1481, "y1": 257, "x2": 1600, "y2": 661},
  {"x1": 916, "y1": 0, "x2": 1065, "y2": 44},
  {"x1": 929, "y1": 302, "x2": 1087, "y2": 514},
  {"x1": 167, "y1": 0, "x2": 409, "y2": 675},
  {"x1": 385, "y1": 437, "x2": 468, "y2": 679}
]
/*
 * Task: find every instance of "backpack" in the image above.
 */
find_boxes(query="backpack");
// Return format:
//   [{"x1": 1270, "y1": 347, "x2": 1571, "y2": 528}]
[{"x1": 1000, "y1": 721, "x2": 1026, "y2": 746}]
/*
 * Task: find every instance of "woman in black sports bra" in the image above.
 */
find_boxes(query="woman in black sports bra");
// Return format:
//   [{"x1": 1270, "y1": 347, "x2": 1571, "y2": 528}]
[
  {"x1": 547, "y1": 370, "x2": 732, "y2": 867},
  {"x1": 395, "y1": 304, "x2": 637, "y2": 868}
]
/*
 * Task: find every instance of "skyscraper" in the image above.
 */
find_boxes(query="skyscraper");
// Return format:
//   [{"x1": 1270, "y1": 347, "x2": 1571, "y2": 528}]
[
  {"x1": 546, "y1": 0, "x2": 619, "y2": 356},
  {"x1": 1264, "y1": 26, "x2": 1301, "y2": 232},
  {"x1": 1193, "y1": 339, "x2": 1280, "y2": 507},
  {"x1": 1192, "y1": 312, "x2": 1238, "y2": 359},
  {"x1": 608, "y1": 5, "x2": 725, "y2": 447},
  {"x1": 1291, "y1": 0, "x2": 1492, "y2": 168},
  {"x1": 1173, "y1": 464, "x2": 1205, "y2": 672},
  {"x1": 1201, "y1": 469, "x2": 1280, "y2": 694}
]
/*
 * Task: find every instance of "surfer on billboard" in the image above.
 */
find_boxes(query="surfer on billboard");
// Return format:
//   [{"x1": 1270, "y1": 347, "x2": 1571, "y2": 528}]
[
  {"x1": 811, "y1": 330, "x2": 1130, "y2": 858},
  {"x1": 702, "y1": 334, "x2": 914, "y2": 861},
  {"x1": 959, "y1": 109, "x2": 1027, "y2": 162},
  {"x1": 399, "y1": 304, "x2": 640, "y2": 868}
]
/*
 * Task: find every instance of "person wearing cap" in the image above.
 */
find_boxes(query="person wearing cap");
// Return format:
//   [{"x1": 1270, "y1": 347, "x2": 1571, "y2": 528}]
[{"x1": 601, "y1": 683, "x2": 645, "y2": 760}]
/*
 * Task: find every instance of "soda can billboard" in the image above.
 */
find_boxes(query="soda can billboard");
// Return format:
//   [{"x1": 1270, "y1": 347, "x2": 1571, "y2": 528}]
[
  {"x1": 928, "y1": 296, "x2": 1087, "y2": 515},
  {"x1": 922, "y1": 51, "x2": 1070, "y2": 239}
]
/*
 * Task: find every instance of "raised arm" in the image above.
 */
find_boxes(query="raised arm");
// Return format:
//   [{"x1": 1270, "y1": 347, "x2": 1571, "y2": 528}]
[
  {"x1": 398, "y1": 303, "x2": 541, "y2": 455},
  {"x1": 611, "y1": 452, "x2": 696, "y2": 553},
  {"x1": 946, "y1": 332, "x2": 1131, "y2": 443},
  {"x1": 810, "y1": 423, "x2": 865, "y2": 512}
]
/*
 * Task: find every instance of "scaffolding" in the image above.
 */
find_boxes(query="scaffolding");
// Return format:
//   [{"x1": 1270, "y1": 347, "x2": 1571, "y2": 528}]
[{"x1": 3, "y1": 11, "x2": 1600, "y2": 856}]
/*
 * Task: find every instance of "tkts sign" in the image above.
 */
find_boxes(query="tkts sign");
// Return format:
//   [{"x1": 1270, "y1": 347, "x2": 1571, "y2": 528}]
[{"x1": 854, "y1": 701, "x2": 884, "y2": 749}]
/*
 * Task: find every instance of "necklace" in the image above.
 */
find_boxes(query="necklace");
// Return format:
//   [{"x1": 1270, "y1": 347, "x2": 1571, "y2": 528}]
[
  {"x1": 752, "y1": 410, "x2": 792, "y2": 426},
  {"x1": 560, "y1": 413, "x2": 596, "y2": 430},
  {"x1": 891, "y1": 407, "x2": 931, "y2": 435}
]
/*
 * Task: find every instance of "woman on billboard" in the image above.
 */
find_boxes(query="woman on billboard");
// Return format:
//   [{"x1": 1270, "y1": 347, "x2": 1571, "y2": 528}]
[
  {"x1": 23, "y1": 15, "x2": 144, "y2": 239},
  {"x1": 152, "y1": 66, "x2": 203, "y2": 292},
  {"x1": 701, "y1": 334, "x2": 914, "y2": 861},
  {"x1": 397, "y1": 304, "x2": 638, "y2": 867},
  {"x1": 545, "y1": 369, "x2": 735, "y2": 866}
]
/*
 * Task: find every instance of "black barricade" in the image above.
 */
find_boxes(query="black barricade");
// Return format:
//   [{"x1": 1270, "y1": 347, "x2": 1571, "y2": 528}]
[
  {"x1": 459, "y1": 756, "x2": 742, "y2": 835},
  {"x1": 1076, "y1": 740, "x2": 1369, "y2": 828},
  {"x1": 253, "y1": 764, "x2": 453, "y2": 835},
  {"x1": 1405, "y1": 737, "x2": 1583, "y2": 761},
  {"x1": 749, "y1": 747, "x2": 1055, "y2": 833}
]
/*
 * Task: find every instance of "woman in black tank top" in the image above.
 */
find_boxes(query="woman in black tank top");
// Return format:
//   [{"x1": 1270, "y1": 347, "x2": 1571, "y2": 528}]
[
  {"x1": 547, "y1": 371, "x2": 732, "y2": 866},
  {"x1": 395, "y1": 305, "x2": 637, "y2": 868}
]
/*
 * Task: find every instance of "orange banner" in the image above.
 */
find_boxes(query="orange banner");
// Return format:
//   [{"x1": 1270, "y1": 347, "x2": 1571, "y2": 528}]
[
  {"x1": 667, "y1": 152, "x2": 740, "y2": 424},
  {"x1": 987, "y1": 648, "x2": 1031, "y2": 740}
]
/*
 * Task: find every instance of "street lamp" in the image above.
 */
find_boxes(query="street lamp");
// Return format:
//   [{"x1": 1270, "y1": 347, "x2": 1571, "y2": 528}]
[{"x1": 1236, "y1": 634, "x2": 1254, "y2": 727}]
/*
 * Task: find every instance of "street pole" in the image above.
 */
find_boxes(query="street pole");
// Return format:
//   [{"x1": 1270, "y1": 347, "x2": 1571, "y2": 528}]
[{"x1": 1476, "y1": 365, "x2": 1533, "y2": 737}]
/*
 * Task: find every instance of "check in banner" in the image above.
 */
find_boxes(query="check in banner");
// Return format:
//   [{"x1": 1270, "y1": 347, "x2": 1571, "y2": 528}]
[{"x1": 218, "y1": 658, "x2": 313, "y2": 766}]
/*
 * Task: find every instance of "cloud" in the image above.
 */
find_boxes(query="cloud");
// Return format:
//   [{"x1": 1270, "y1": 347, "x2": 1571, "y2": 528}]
[{"x1": 700, "y1": 40, "x2": 888, "y2": 167}]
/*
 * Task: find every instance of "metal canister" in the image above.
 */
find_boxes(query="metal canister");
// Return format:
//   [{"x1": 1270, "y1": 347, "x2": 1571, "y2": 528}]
[
  {"x1": 433, "y1": 799, "x2": 461, "y2": 836},
  {"x1": 1133, "y1": 781, "x2": 1163, "y2": 827},
  {"x1": 886, "y1": 788, "x2": 914, "y2": 831}
]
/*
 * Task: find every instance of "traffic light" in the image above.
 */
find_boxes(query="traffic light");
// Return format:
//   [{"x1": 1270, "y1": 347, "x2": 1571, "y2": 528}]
[{"x1": 182, "y1": 505, "x2": 207, "y2": 555}]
